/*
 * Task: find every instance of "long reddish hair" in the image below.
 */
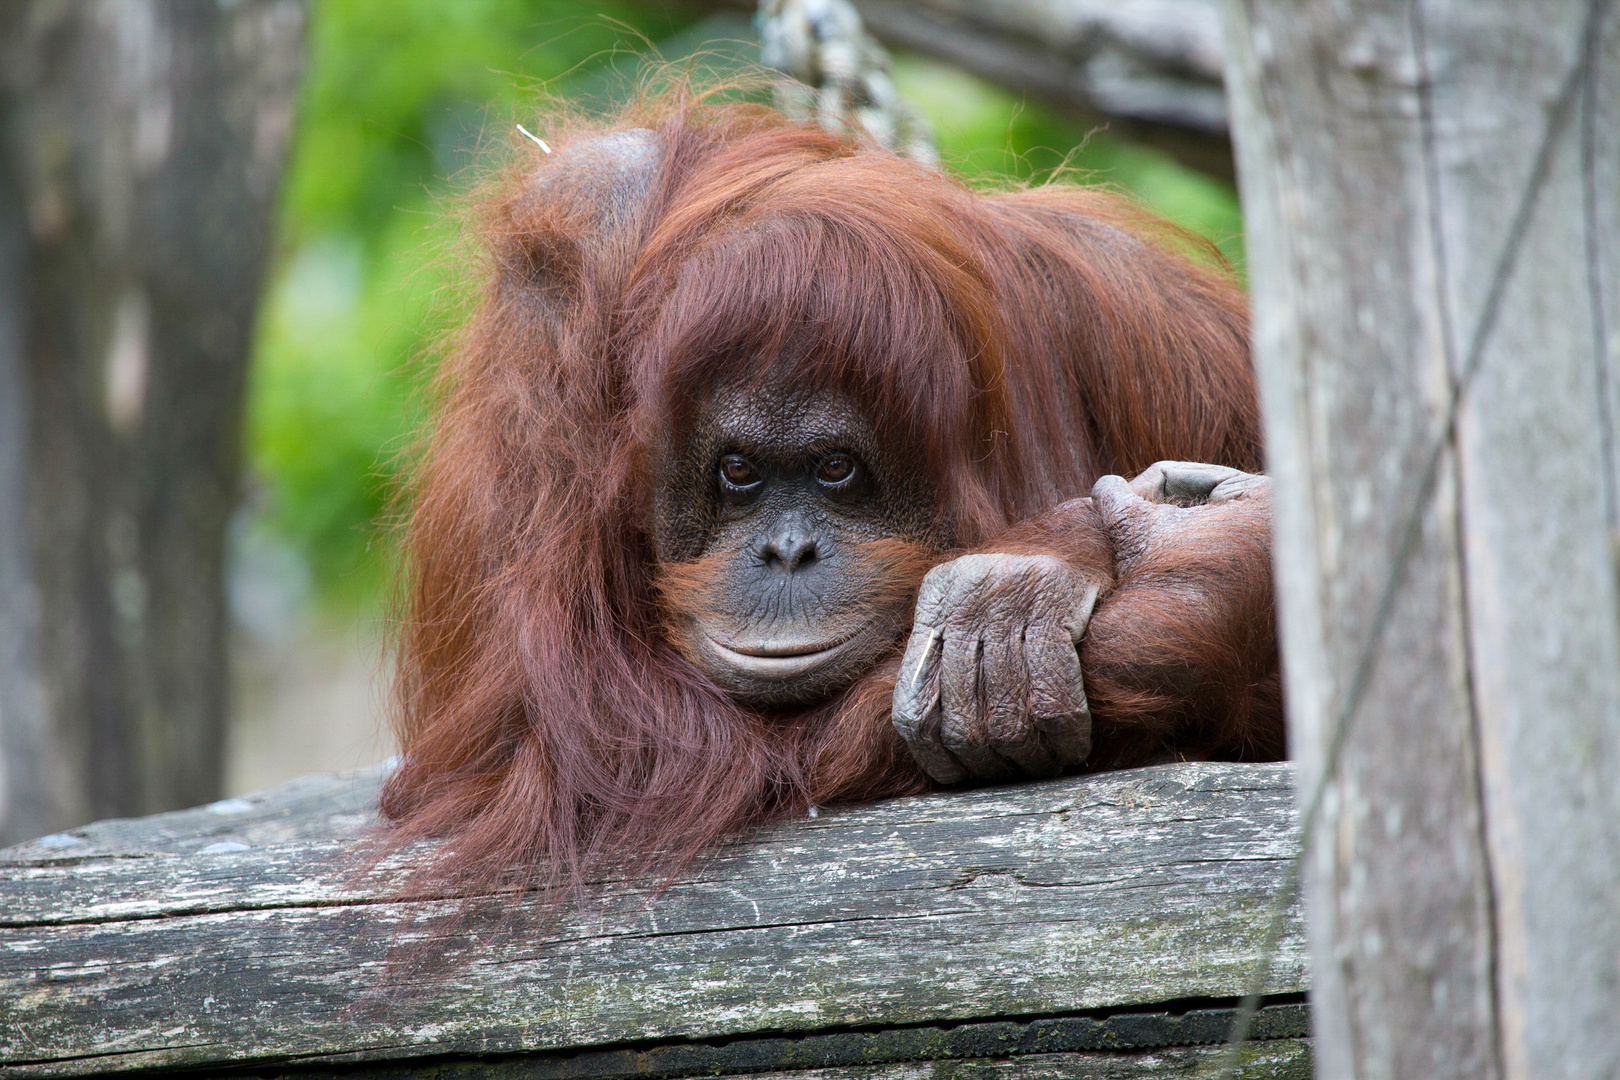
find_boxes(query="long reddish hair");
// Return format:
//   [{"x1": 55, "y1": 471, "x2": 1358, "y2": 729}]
[{"x1": 379, "y1": 90, "x2": 1258, "y2": 888}]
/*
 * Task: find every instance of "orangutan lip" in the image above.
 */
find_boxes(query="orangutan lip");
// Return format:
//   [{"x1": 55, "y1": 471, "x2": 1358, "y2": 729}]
[
  {"x1": 702, "y1": 631, "x2": 862, "y2": 679},
  {"x1": 708, "y1": 633, "x2": 858, "y2": 658}
]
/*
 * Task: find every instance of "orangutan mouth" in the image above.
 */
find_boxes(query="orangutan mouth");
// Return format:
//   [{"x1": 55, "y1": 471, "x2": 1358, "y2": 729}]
[{"x1": 702, "y1": 630, "x2": 862, "y2": 679}]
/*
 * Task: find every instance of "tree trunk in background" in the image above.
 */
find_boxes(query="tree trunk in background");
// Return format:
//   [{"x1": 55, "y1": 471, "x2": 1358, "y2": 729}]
[
  {"x1": 1225, "y1": 1, "x2": 1620, "y2": 1077},
  {"x1": 0, "y1": 1, "x2": 304, "y2": 844}
]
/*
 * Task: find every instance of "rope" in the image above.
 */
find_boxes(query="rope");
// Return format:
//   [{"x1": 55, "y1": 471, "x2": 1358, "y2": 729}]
[{"x1": 757, "y1": 0, "x2": 937, "y2": 165}]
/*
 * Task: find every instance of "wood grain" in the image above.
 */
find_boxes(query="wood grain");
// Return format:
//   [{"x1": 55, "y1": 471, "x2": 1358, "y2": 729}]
[
  {"x1": 1225, "y1": 0, "x2": 1620, "y2": 1076},
  {"x1": 0, "y1": 762, "x2": 1304, "y2": 1078}
]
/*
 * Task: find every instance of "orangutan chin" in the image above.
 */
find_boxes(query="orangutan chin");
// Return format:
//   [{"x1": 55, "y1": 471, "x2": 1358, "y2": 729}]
[{"x1": 380, "y1": 94, "x2": 1281, "y2": 885}]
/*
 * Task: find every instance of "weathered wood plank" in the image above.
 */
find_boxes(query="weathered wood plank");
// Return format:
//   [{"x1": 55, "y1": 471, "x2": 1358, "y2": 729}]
[
  {"x1": 298, "y1": 1003, "x2": 1312, "y2": 1080},
  {"x1": 0, "y1": 762, "x2": 1304, "y2": 1078},
  {"x1": 2, "y1": 764, "x2": 388, "y2": 860},
  {"x1": 1225, "y1": 0, "x2": 1620, "y2": 1076},
  {"x1": 739, "y1": 1048, "x2": 1313, "y2": 1080},
  {"x1": 693, "y1": 1045, "x2": 1313, "y2": 1080}
]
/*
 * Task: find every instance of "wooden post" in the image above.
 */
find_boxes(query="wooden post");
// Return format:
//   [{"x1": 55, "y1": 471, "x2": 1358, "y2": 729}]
[{"x1": 1224, "y1": 1, "x2": 1620, "y2": 1077}]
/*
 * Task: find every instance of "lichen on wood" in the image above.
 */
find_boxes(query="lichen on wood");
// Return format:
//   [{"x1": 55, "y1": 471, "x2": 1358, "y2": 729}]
[{"x1": 0, "y1": 761, "x2": 1307, "y2": 1078}]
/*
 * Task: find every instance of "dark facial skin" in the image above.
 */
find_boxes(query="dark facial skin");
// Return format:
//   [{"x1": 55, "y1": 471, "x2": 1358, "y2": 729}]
[{"x1": 654, "y1": 384, "x2": 941, "y2": 709}]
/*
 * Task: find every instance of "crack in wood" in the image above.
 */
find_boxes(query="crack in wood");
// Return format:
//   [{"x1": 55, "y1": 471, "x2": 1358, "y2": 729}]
[
  {"x1": 136, "y1": 1000, "x2": 1313, "y2": 1080},
  {"x1": 0, "y1": 763, "x2": 1308, "y2": 1078}
]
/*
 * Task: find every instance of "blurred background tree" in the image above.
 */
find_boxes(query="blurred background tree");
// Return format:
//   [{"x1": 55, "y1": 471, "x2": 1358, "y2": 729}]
[{"x1": 0, "y1": 0, "x2": 305, "y2": 843}]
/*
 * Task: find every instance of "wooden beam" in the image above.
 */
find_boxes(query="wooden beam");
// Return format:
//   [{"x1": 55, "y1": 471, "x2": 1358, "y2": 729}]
[
  {"x1": 851, "y1": 0, "x2": 1234, "y2": 180},
  {"x1": 0, "y1": 762, "x2": 1307, "y2": 1077},
  {"x1": 1225, "y1": 0, "x2": 1620, "y2": 1076},
  {"x1": 729, "y1": 0, "x2": 1236, "y2": 178}
]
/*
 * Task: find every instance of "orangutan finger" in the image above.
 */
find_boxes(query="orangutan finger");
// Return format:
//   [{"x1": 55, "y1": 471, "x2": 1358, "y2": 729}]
[
  {"x1": 1128, "y1": 462, "x2": 1172, "y2": 501},
  {"x1": 975, "y1": 576, "x2": 1063, "y2": 776},
  {"x1": 891, "y1": 623, "x2": 963, "y2": 784},
  {"x1": 980, "y1": 624, "x2": 1058, "y2": 777},
  {"x1": 901, "y1": 556, "x2": 1001, "y2": 782},
  {"x1": 938, "y1": 633, "x2": 1012, "y2": 780},
  {"x1": 1092, "y1": 474, "x2": 1157, "y2": 570},
  {"x1": 911, "y1": 563, "x2": 952, "y2": 628},
  {"x1": 1056, "y1": 578, "x2": 1100, "y2": 643},
  {"x1": 1130, "y1": 460, "x2": 1247, "y2": 504},
  {"x1": 1208, "y1": 470, "x2": 1271, "y2": 504},
  {"x1": 1025, "y1": 621, "x2": 1091, "y2": 767}
]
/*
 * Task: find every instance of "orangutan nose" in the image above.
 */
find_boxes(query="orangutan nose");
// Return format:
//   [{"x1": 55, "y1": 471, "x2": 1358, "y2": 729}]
[{"x1": 760, "y1": 525, "x2": 818, "y2": 573}]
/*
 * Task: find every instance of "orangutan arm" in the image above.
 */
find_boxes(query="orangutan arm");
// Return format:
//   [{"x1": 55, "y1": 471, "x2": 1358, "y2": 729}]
[
  {"x1": 891, "y1": 463, "x2": 1282, "y2": 783},
  {"x1": 1080, "y1": 464, "x2": 1283, "y2": 765}
]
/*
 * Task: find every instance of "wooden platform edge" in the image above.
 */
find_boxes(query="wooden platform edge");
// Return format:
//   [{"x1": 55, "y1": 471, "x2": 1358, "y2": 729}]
[{"x1": 0, "y1": 762, "x2": 1310, "y2": 1079}]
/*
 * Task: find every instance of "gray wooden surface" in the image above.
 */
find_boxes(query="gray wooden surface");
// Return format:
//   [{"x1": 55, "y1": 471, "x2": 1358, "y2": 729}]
[
  {"x1": 1225, "y1": 1, "x2": 1620, "y2": 1077},
  {"x1": 0, "y1": 761, "x2": 1307, "y2": 1079}
]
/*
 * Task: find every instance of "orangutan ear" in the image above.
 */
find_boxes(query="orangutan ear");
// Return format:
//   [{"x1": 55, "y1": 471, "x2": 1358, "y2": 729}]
[{"x1": 499, "y1": 128, "x2": 666, "y2": 301}]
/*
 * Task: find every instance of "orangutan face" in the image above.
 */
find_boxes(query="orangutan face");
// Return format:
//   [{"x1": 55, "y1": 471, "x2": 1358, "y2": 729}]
[{"x1": 654, "y1": 384, "x2": 942, "y2": 708}]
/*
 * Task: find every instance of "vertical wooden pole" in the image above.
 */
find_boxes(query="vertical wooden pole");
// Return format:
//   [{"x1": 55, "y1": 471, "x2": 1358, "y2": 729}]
[{"x1": 1224, "y1": 1, "x2": 1620, "y2": 1076}]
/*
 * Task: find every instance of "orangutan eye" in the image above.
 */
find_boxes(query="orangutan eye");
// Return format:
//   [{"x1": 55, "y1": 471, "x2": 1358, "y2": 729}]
[
  {"x1": 816, "y1": 453, "x2": 857, "y2": 486},
  {"x1": 719, "y1": 454, "x2": 762, "y2": 490}
]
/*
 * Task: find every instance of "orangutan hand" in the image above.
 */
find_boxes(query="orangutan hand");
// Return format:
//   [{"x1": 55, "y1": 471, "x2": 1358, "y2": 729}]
[
  {"x1": 891, "y1": 461, "x2": 1270, "y2": 785},
  {"x1": 891, "y1": 553, "x2": 1101, "y2": 784},
  {"x1": 1122, "y1": 459, "x2": 1269, "y2": 506},
  {"x1": 1091, "y1": 460, "x2": 1272, "y2": 576}
]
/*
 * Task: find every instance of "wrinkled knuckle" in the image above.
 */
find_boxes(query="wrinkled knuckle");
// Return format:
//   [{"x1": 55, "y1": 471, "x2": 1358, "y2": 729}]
[
  {"x1": 984, "y1": 678, "x2": 1022, "y2": 715},
  {"x1": 1007, "y1": 553, "x2": 1061, "y2": 582},
  {"x1": 919, "y1": 563, "x2": 955, "y2": 597},
  {"x1": 1034, "y1": 701, "x2": 1088, "y2": 730},
  {"x1": 891, "y1": 698, "x2": 919, "y2": 732},
  {"x1": 1136, "y1": 461, "x2": 1174, "y2": 483},
  {"x1": 979, "y1": 557, "x2": 1059, "y2": 607},
  {"x1": 907, "y1": 727, "x2": 941, "y2": 755},
  {"x1": 987, "y1": 708, "x2": 1031, "y2": 749},
  {"x1": 915, "y1": 582, "x2": 953, "y2": 623},
  {"x1": 954, "y1": 553, "x2": 1004, "y2": 586},
  {"x1": 939, "y1": 693, "x2": 982, "y2": 734},
  {"x1": 1090, "y1": 473, "x2": 1130, "y2": 502},
  {"x1": 1035, "y1": 555, "x2": 1079, "y2": 588},
  {"x1": 1210, "y1": 472, "x2": 1272, "y2": 504},
  {"x1": 938, "y1": 722, "x2": 977, "y2": 758}
]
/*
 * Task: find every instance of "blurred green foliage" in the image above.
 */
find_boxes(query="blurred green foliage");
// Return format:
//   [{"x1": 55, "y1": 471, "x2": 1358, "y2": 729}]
[
  {"x1": 891, "y1": 57, "x2": 1244, "y2": 265},
  {"x1": 245, "y1": 0, "x2": 1243, "y2": 614},
  {"x1": 246, "y1": 0, "x2": 705, "y2": 609}
]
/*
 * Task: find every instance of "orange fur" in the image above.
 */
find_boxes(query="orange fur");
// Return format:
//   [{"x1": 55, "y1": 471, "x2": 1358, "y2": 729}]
[{"x1": 380, "y1": 89, "x2": 1278, "y2": 891}]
